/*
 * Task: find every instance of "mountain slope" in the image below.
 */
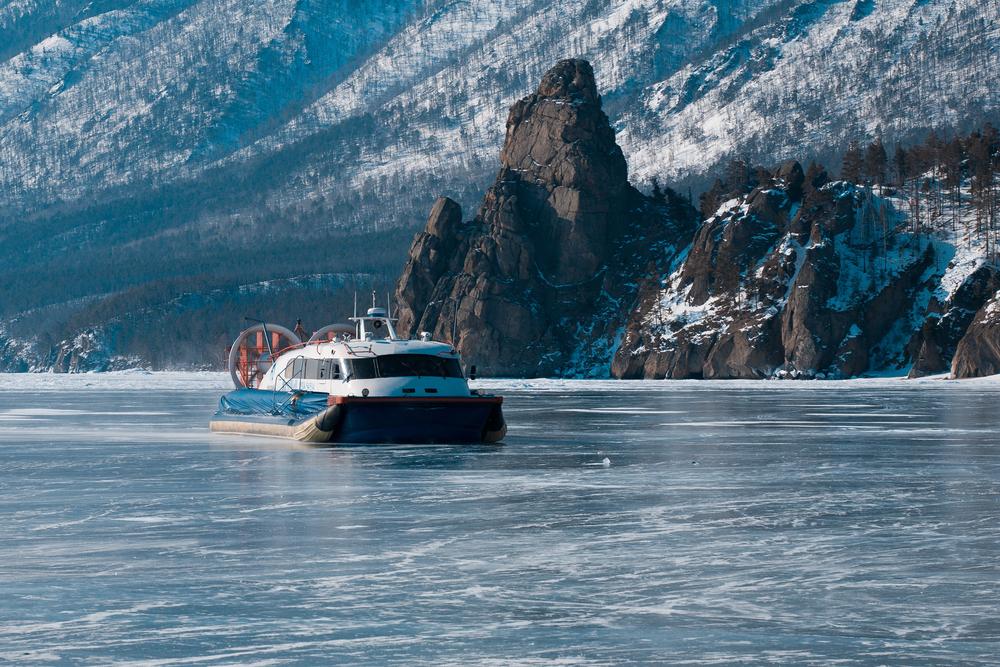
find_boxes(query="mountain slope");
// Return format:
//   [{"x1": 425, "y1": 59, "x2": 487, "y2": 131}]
[{"x1": 4, "y1": 0, "x2": 995, "y2": 215}]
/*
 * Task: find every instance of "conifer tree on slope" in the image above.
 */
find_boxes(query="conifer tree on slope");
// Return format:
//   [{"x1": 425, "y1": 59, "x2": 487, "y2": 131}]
[
  {"x1": 841, "y1": 140, "x2": 863, "y2": 184},
  {"x1": 864, "y1": 138, "x2": 888, "y2": 185}
]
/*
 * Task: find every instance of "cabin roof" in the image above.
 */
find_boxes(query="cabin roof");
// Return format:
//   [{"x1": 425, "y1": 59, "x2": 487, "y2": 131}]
[{"x1": 278, "y1": 338, "x2": 456, "y2": 361}]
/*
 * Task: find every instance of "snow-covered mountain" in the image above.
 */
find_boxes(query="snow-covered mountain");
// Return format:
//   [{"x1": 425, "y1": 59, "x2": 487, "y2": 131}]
[
  {"x1": 0, "y1": 0, "x2": 997, "y2": 370},
  {"x1": 4, "y1": 0, "x2": 996, "y2": 217}
]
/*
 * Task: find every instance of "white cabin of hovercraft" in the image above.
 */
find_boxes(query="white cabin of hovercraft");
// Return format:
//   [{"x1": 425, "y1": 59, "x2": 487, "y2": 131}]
[{"x1": 249, "y1": 307, "x2": 472, "y2": 399}]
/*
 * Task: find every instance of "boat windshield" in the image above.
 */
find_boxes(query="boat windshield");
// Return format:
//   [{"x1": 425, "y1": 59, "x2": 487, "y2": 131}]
[{"x1": 346, "y1": 354, "x2": 463, "y2": 379}]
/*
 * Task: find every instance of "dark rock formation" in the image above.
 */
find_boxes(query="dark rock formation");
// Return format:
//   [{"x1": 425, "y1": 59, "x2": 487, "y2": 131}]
[
  {"x1": 394, "y1": 196, "x2": 466, "y2": 337},
  {"x1": 45, "y1": 328, "x2": 139, "y2": 373},
  {"x1": 0, "y1": 325, "x2": 138, "y2": 373},
  {"x1": 613, "y1": 170, "x2": 793, "y2": 379},
  {"x1": 394, "y1": 59, "x2": 696, "y2": 376},
  {"x1": 908, "y1": 266, "x2": 1000, "y2": 377},
  {"x1": 951, "y1": 291, "x2": 1000, "y2": 378},
  {"x1": 394, "y1": 64, "x2": 1000, "y2": 381},
  {"x1": 613, "y1": 173, "x2": 938, "y2": 379}
]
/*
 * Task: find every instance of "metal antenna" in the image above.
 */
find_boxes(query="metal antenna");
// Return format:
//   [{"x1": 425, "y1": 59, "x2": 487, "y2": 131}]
[
  {"x1": 353, "y1": 291, "x2": 357, "y2": 318},
  {"x1": 371, "y1": 290, "x2": 376, "y2": 309},
  {"x1": 386, "y1": 291, "x2": 392, "y2": 318}
]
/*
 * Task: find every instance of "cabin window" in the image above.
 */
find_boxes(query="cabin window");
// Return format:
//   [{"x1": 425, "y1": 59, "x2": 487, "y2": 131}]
[
  {"x1": 345, "y1": 355, "x2": 462, "y2": 379},
  {"x1": 376, "y1": 354, "x2": 462, "y2": 378},
  {"x1": 285, "y1": 359, "x2": 304, "y2": 379},
  {"x1": 317, "y1": 359, "x2": 341, "y2": 380},
  {"x1": 284, "y1": 358, "x2": 342, "y2": 380},
  {"x1": 347, "y1": 358, "x2": 379, "y2": 379}
]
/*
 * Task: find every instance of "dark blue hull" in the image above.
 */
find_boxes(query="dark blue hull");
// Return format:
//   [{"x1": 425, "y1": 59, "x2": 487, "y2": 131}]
[
  {"x1": 210, "y1": 389, "x2": 505, "y2": 444},
  {"x1": 333, "y1": 399, "x2": 501, "y2": 444}
]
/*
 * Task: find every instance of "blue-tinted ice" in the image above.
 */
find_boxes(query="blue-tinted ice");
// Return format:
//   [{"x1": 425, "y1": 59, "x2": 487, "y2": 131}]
[{"x1": 2, "y1": 375, "x2": 999, "y2": 665}]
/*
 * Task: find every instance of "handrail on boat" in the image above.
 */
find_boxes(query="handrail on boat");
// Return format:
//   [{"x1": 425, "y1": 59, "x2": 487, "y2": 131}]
[{"x1": 272, "y1": 355, "x2": 307, "y2": 413}]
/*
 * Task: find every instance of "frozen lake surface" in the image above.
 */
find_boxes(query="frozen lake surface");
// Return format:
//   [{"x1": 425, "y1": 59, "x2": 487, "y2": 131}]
[{"x1": 2, "y1": 373, "x2": 1000, "y2": 665}]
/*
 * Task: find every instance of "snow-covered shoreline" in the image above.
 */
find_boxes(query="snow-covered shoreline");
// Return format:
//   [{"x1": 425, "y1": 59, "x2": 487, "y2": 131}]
[{"x1": 1, "y1": 370, "x2": 999, "y2": 393}]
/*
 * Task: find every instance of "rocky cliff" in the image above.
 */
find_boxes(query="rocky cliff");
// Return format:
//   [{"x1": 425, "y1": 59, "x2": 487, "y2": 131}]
[
  {"x1": 0, "y1": 326, "x2": 138, "y2": 373},
  {"x1": 612, "y1": 168, "x2": 1000, "y2": 380},
  {"x1": 951, "y1": 292, "x2": 1000, "y2": 378},
  {"x1": 908, "y1": 266, "x2": 1000, "y2": 378},
  {"x1": 394, "y1": 59, "x2": 697, "y2": 377},
  {"x1": 395, "y1": 60, "x2": 1000, "y2": 381}
]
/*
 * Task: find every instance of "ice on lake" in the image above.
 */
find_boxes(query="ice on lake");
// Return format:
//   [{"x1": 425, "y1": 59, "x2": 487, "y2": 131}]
[{"x1": 2, "y1": 372, "x2": 999, "y2": 665}]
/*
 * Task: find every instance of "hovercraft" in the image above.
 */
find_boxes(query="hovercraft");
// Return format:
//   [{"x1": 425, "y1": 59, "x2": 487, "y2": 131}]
[{"x1": 209, "y1": 306, "x2": 505, "y2": 444}]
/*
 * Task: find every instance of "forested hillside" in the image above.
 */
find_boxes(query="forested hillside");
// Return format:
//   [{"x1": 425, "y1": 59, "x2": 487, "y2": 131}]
[{"x1": 0, "y1": 0, "x2": 997, "y2": 370}]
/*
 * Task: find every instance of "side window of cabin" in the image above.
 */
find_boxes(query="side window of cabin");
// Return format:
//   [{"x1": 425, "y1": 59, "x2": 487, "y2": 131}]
[
  {"x1": 347, "y1": 358, "x2": 378, "y2": 379},
  {"x1": 318, "y1": 360, "x2": 335, "y2": 379},
  {"x1": 305, "y1": 359, "x2": 320, "y2": 379},
  {"x1": 285, "y1": 359, "x2": 303, "y2": 379}
]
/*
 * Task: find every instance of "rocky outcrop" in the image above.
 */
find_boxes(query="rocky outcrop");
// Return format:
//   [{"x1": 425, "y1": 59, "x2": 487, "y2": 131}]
[
  {"x1": 0, "y1": 325, "x2": 139, "y2": 373},
  {"x1": 394, "y1": 196, "x2": 466, "y2": 337},
  {"x1": 951, "y1": 291, "x2": 1000, "y2": 378},
  {"x1": 613, "y1": 173, "x2": 940, "y2": 379},
  {"x1": 49, "y1": 329, "x2": 137, "y2": 373},
  {"x1": 394, "y1": 62, "x2": 1000, "y2": 381},
  {"x1": 612, "y1": 170, "x2": 796, "y2": 379},
  {"x1": 908, "y1": 266, "x2": 1000, "y2": 377},
  {"x1": 394, "y1": 59, "x2": 696, "y2": 376}
]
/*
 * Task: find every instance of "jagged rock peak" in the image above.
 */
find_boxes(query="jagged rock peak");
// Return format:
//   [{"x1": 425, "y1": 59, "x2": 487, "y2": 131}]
[
  {"x1": 535, "y1": 59, "x2": 600, "y2": 105},
  {"x1": 394, "y1": 59, "x2": 696, "y2": 377},
  {"x1": 424, "y1": 196, "x2": 462, "y2": 238},
  {"x1": 499, "y1": 57, "x2": 626, "y2": 203}
]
